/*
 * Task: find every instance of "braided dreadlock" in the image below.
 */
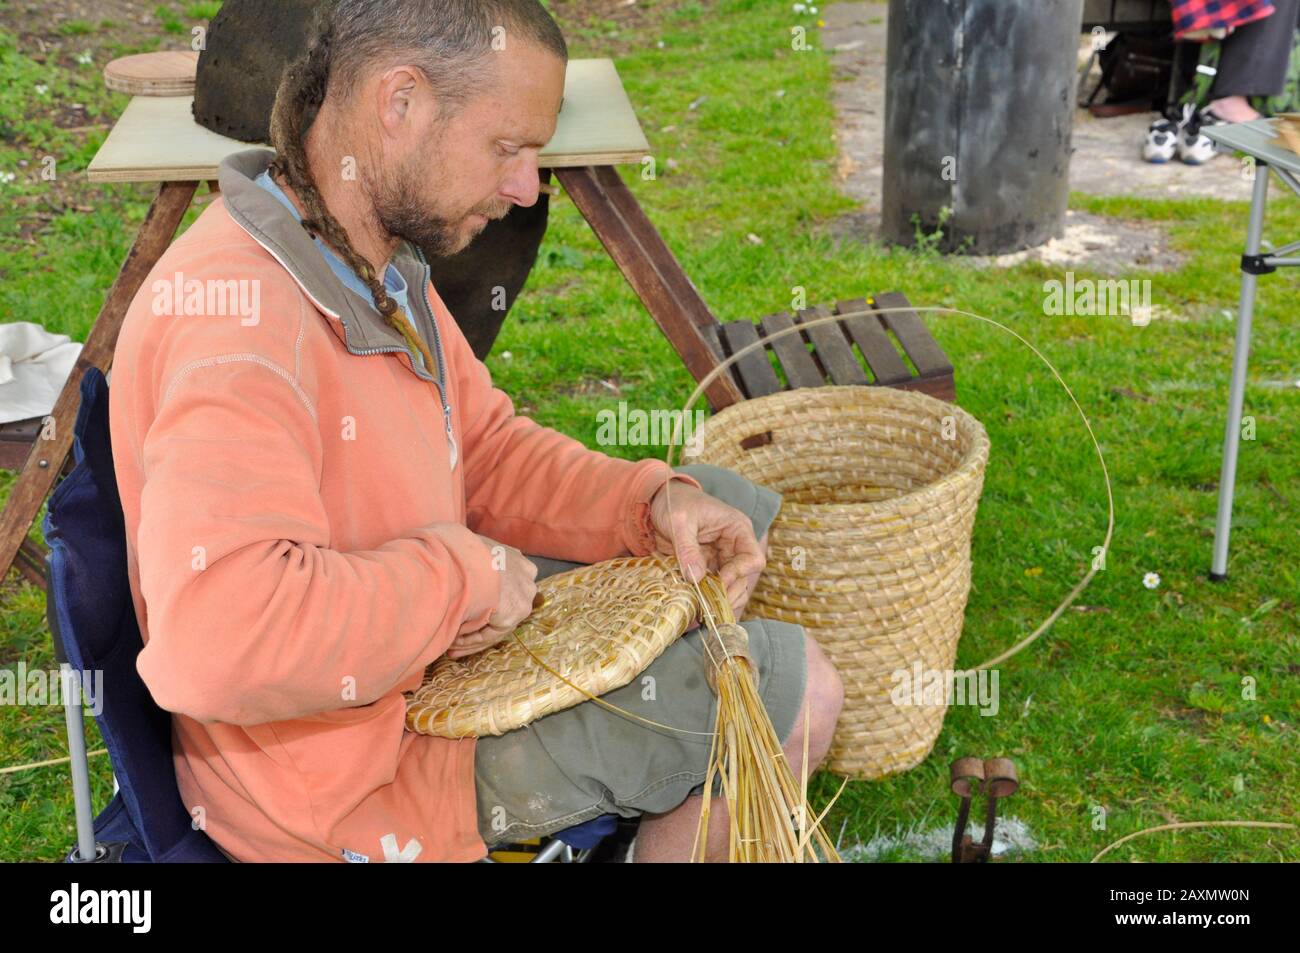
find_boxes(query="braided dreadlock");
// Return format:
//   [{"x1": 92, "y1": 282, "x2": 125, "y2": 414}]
[{"x1": 267, "y1": 0, "x2": 566, "y2": 371}]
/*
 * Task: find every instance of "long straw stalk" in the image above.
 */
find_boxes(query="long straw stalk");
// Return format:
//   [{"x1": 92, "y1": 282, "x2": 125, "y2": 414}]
[{"x1": 689, "y1": 574, "x2": 842, "y2": 863}]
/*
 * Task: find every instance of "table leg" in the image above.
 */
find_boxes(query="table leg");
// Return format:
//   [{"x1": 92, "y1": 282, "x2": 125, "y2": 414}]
[
  {"x1": 554, "y1": 165, "x2": 744, "y2": 412},
  {"x1": 1210, "y1": 163, "x2": 1270, "y2": 581},
  {"x1": 0, "y1": 180, "x2": 199, "y2": 585},
  {"x1": 13, "y1": 539, "x2": 47, "y2": 589}
]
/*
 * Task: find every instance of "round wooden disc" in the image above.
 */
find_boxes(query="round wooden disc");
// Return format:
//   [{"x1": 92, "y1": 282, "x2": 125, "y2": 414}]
[{"x1": 103, "y1": 51, "x2": 199, "y2": 96}]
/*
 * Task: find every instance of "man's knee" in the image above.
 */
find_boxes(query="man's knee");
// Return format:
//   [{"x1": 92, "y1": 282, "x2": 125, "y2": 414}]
[{"x1": 798, "y1": 633, "x2": 843, "y2": 762}]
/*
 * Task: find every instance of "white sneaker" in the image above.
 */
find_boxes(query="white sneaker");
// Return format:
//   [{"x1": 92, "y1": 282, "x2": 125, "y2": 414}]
[
  {"x1": 1178, "y1": 107, "x2": 1226, "y2": 165},
  {"x1": 1142, "y1": 115, "x2": 1179, "y2": 163}
]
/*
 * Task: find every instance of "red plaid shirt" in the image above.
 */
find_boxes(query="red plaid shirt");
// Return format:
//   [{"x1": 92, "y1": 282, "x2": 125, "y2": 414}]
[{"x1": 1171, "y1": 0, "x2": 1277, "y2": 39}]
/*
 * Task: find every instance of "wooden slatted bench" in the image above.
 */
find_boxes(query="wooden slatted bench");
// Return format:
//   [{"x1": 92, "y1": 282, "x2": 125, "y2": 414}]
[
  {"x1": 697, "y1": 291, "x2": 955, "y2": 405},
  {"x1": 687, "y1": 291, "x2": 955, "y2": 450}
]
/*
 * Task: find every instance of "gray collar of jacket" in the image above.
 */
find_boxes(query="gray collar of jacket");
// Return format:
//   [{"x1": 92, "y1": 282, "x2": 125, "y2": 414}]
[{"x1": 217, "y1": 148, "x2": 443, "y2": 383}]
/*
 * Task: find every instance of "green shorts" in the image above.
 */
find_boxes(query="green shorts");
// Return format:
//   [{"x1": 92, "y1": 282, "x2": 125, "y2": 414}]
[{"x1": 473, "y1": 463, "x2": 809, "y2": 846}]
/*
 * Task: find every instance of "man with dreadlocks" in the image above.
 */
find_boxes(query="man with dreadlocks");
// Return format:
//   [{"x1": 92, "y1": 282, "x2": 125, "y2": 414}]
[{"x1": 110, "y1": 0, "x2": 843, "y2": 862}]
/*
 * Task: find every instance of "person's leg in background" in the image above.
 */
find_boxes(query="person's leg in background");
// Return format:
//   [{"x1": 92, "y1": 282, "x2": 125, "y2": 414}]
[
  {"x1": 1168, "y1": 2, "x2": 1300, "y2": 165},
  {"x1": 1210, "y1": 0, "x2": 1300, "y2": 122}
]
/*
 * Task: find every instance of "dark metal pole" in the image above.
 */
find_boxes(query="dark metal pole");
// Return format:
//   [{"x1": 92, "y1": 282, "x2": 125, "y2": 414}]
[{"x1": 882, "y1": 0, "x2": 1085, "y2": 254}]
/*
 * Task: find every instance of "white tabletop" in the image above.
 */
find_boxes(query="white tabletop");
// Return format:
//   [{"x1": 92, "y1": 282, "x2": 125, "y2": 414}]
[{"x1": 87, "y1": 58, "x2": 651, "y2": 183}]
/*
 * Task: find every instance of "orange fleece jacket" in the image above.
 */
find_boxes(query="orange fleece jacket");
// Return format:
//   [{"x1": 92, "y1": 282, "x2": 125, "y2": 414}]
[{"x1": 109, "y1": 151, "x2": 701, "y2": 863}]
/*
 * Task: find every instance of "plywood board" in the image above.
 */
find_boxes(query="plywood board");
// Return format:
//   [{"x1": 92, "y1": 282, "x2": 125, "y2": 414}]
[{"x1": 88, "y1": 58, "x2": 650, "y2": 182}]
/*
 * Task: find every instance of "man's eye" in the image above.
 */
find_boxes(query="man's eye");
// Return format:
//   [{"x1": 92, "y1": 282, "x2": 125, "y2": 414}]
[{"x1": 496, "y1": 143, "x2": 519, "y2": 157}]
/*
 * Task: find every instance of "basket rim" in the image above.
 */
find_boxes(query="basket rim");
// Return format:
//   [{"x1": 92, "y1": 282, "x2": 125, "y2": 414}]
[{"x1": 694, "y1": 385, "x2": 990, "y2": 516}]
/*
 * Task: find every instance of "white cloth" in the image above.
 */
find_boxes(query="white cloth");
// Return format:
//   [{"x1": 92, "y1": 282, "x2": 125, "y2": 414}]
[{"x1": 0, "y1": 322, "x2": 82, "y2": 425}]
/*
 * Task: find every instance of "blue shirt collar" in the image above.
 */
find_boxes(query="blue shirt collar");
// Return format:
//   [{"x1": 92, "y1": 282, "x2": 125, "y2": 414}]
[{"x1": 253, "y1": 170, "x2": 410, "y2": 317}]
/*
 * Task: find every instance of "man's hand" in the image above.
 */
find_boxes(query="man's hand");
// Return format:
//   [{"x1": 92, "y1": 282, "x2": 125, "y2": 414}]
[
  {"x1": 647, "y1": 480, "x2": 766, "y2": 619},
  {"x1": 445, "y1": 534, "x2": 538, "y2": 660}
]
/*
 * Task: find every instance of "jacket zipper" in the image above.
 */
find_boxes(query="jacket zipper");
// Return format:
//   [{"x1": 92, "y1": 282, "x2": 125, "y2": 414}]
[
  {"x1": 335, "y1": 250, "x2": 456, "y2": 470},
  {"x1": 412, "y1": 246, "x2": 456, "y2": 472},
  {"x1": 340, "y1": 318, "x2": 458, "y2": 473}
]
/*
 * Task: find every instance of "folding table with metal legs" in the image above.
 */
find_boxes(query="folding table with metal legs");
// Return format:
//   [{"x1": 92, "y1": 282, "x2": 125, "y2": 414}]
[{"x1": 1204, "y1": 119, "x2": 1300, "y2": 580}]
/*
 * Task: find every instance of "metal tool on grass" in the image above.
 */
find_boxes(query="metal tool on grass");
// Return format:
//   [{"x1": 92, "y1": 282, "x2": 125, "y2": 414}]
[{"x1": 950, "y1": 756, "x2": 1019, "y2": 863}]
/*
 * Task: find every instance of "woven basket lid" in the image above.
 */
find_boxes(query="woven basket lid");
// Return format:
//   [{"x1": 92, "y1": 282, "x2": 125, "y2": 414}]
[{"x1": 405, "y1": 554, "x2": 700, "y2": 738}]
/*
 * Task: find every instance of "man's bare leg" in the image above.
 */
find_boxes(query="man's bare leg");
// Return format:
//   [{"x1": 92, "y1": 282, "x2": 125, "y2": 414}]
[{"x1": 633, "y1": 628, "x2": 844, "y2": 862}]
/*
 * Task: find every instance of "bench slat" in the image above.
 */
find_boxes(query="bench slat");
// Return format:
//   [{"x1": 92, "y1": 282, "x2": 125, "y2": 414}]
[
  {"x1": 873, "y1": 291, "x2": 954, "y2": 378},
  {"x1": 698, "y1": 322, "x2": 725, "y2": 362},
  {"x1": 796, "y1": 305, "x2": 869, "y2": 385},
  {"x1": 834, "y1": 296, "x2": 913, "y2": 385},
  {"x1": 719, "y1": 320, "x2": 783, "y2": 398},
  {"x1": 760, "y1": 311, "x2": 825, "y2": 390}
]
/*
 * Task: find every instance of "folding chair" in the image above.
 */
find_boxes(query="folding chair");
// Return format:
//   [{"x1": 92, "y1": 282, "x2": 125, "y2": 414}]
[{"x1": 44, "y1": 368, "x2": 620, "y2": 863}]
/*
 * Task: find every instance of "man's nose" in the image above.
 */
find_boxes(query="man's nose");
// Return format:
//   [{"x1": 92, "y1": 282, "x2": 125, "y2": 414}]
[{"x1": 500, "y1": 155, "x2": 543, "y2": 208}]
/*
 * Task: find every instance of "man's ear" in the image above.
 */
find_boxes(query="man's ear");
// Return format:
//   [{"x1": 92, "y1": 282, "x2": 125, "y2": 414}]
[{"x1": 375, "y1": 66, "x2": 422, "y2": 136}]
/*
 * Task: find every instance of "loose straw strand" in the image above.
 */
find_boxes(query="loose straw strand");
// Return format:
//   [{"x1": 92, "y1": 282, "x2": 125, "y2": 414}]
[
  {"x1": 1091, "y1": 821, "x2": 1297, "y2": 863},
  {"x1": 0, "y1": 749, "x2": 108, "y2": 775}
]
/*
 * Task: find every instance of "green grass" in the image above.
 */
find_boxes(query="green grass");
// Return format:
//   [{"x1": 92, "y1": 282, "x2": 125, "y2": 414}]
[
  {"x1": 183, "y1": 2, "x2": 223, "y2": 19},
  {"x1": 152, "y1": 4, "x2": 186, "y2": 36},
  {"x1": 0, "y1": 0, "x2": 1296, "y2": 862}
]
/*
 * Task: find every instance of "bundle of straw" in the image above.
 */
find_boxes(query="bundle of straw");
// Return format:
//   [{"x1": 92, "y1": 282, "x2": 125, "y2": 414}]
[
  {"x1": 1276, "y1": 113, "x2": 1300, "y2": 154},
  {"x1": 688, "y1": 574, "x2": 843, "y2": 863}
]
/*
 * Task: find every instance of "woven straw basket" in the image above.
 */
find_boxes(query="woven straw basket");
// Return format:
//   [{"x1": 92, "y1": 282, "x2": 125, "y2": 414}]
[
  {"x1": 406, "y1": 554, "x2": 699, "y2": 738},
  {"x1": 694, "y1": 385, "x2": 989, "y2": 779}
]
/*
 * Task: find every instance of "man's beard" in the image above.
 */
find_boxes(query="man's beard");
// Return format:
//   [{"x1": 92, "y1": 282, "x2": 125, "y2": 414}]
[{"x1": 370, "y1": 153, "x2": 493, "y2": 258}]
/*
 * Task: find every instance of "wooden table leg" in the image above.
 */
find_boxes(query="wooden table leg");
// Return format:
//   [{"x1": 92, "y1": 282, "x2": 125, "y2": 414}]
[
  {"x1": 4, "y1": 454, "x2": 78, "y2": 593},
  {"x1": 554, "y1": 166, "x2": 744, "y2": 412},
  {"x1": 13, "y1": 539, "x2": 47, "y2": 589},
  {"x1": 0, "y1": 180, "x2": 199, "y2": 585}
]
